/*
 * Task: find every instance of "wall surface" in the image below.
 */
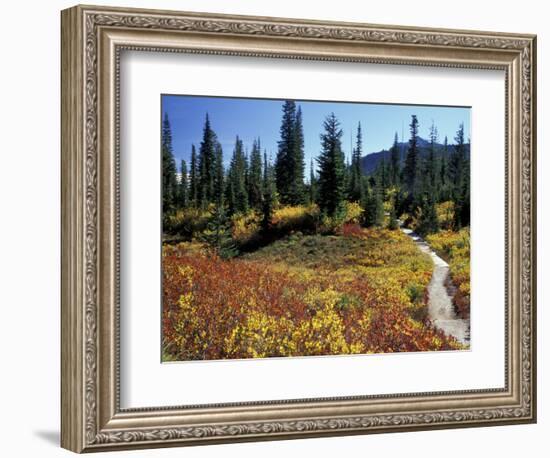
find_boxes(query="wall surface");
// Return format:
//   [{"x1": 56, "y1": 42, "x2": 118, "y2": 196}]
[{"x1": 0, "y1": 0, "x2": 546, "y2": 456}]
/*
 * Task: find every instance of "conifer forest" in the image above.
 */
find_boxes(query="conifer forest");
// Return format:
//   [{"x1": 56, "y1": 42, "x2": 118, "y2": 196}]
[{"x1": 162, "y1": 97, "x2": 471, "y2": 361}]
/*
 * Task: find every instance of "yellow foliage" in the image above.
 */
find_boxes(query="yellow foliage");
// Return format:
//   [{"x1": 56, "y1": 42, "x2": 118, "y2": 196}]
[
  {"x1": 426, "y1": 228, "x2": 470, "y2": 313},
  {"x1": 436, "y1": 201, "x2": 456, "y2": 230},
  {"x1": 344, "y1": 201, "x2": 363, "y2": 224},
  {"x1": 231, "y1": 211, "x2": 261, "y2": 244},
  {"x1": 163, "y1": 224, "x2": 465, "y2": 362}
]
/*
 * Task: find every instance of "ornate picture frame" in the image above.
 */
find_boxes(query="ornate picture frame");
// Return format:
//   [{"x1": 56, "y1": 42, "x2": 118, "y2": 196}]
[{"x1": 61, "y1": 4, "x2": 536, "y2": 453}]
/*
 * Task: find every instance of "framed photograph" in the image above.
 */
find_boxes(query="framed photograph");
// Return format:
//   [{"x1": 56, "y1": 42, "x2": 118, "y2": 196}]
[{"x1": 61, "y1": 4, "x2": 537, "y2": 453}]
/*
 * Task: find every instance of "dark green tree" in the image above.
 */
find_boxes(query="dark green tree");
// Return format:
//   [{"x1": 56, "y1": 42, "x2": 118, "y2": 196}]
[
  {"x1": 402, "y1": 115, "x2": 421, "y2": 207},
  {"x1": 226, "y1": 136, "x2": 249, "y2": 215},
  {"x1": 389, "y1": 132, "x2": 400, "y2": 186},
  {"x1": 189, "y1": 144, "x2": 198, "y2": 206},
  {"x1": 316, "y1": 113, "x2": 346, "y2": 216},
  {"x1": 416, "y1": 195, "x2": 439, "y2": 236},
  {"x1": 362, "y1": 182, "x2": 383, "y2": 228},
  {"x1": 213, "y1": 142, "x2": 224, "y2": 206},
  {"x1": 423, "y1": 121, "x2": 439, "y2": 197},
  {"x1": 275, "y1": 101, "x2": 305, "y2": 205},
  {"x1": 309, "y1": 159, "x2": 317, "y2": 205},
  {"x1": 438, "y1": 136, "x2": 452, "y2": 201},
  {"x1": 290, "y1": 106, "x2": 306, "y2": 204},
  {"x1": 403, "y1": 115, "x2": 420, "y2": 193},
  {"x1": 452, "y1": 124, "x2": 470, "y2": 228},
  {"x1": 376, "y1": 159, "x2": 389, "y2": 194},
  {"x1": 449, "y1": 122, "x2": 466, "y2": 200},
  {"x1": 201, "y1": 205, "x2": 238, "y2": 259},
  {"x1": 248, "y1": 138, "x2": 263, "y2": 210},
  {"x1": 197, "y1": 113, "x2": 217, "y2": 207},
  {"x1": 275, "y1": 101, "x2": 296, "y2": 204},
  {"x1": 348, "y1": 122, "x2": 364, "y2": 202},
  {"x1": 161, "y1": 112, "x2": 178, "y2": 215}
]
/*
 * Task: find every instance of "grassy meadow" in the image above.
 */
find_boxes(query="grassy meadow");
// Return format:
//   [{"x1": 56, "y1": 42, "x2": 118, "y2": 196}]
[{"x1": 162, "y1": 202, "x2": 468, "y2": 361}]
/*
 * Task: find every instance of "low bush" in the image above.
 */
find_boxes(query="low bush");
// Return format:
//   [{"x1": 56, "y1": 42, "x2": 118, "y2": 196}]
[{"x1": 426, "y1": 228, "x2": 470, "y2": 317}]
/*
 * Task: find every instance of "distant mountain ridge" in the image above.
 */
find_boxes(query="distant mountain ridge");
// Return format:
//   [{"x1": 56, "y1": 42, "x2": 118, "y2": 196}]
[{"x1": 360, "y1": 137, "x2": 471, "y2": 176}]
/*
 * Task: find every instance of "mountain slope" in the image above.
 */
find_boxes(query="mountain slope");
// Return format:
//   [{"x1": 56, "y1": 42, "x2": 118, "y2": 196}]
[{"x1": 360, "y1": 138, "x2": 470, "y2": 175}]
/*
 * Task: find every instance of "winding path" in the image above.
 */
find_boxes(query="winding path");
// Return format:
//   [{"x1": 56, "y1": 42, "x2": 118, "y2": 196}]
[{"x1": 401, "y1": 227, "x2": 470, "y2": 346}]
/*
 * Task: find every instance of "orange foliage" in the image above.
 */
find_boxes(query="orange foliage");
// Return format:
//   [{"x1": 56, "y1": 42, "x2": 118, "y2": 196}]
[{"x1": 162, "y1": 229, "x2": 463, "y2": 361}]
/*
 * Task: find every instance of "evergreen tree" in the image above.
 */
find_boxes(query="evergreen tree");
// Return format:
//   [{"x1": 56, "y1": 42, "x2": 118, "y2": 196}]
[
  {"x1": 179, "y1": 159, "x2": 188, "y2": 208},
  {"x1": 417, "y1": 195, "x2": 439, "y2": 236},
  {"x1": 389, "y1": 132, "x2": 400, "y2": 186},
  {"x1": 348, "y1": 122, "x2": 364, "y2": 202},
  {"x1": 275, "y1": 101, "x2": 296, "y2": 204},
  {"x1": 403, "y1": 115, "x2": 421, "y2": 204},
  {"x1": 201, "y1": 205, "x2": 238, "y2": 259},
  {"x1": 290, "y1": 106, "x2": 306, "y2": 204},
  {"x1": 213, "y1": 142, "x2": 224, "y2": 206},
  {"x1": 438, "y1": 136, "x2": 451, "y2": 201},
  {"x1": 377, "y1": 159, "x2": 389, "y2": 194},
  {"x1": 226, "y1": 136, "x2": 249, "y2": 215},
  {"x1": 452, "y1": 124, "x2": 470, "y2": 228},
  {"x1": 197, "y1": 113, "x2": 217, "y2": 207},
  {"x1": 161, "y1": 112, "x2": 178, "y2": 215},
  {"x1": 423, "y1": 121, "x2": 439, "y2": 197},
  {"x1": 362, "y1": 182, "x2": 383, "y2": 227},
  {"x1": 275, "y1": 101, "x2": 305, "y2": 205},
  {"x1": 440, "y1": 136, "x2": 448, "y2": 184},
  {"x1": 261, "y1": 152, "x2": 275, "y2": 233},
  {"x1": 189, "y1": 144, "x2": 198, "y2": 206},
  {"x1": 317, "y1": 113, "x2": 346, "y2": 216},
  {"x1": 449, "y1": 123, "x2": 466, "y2": 200},
  {"x1": 248, "y1": 138, "x2": 263, "y2": 210}
]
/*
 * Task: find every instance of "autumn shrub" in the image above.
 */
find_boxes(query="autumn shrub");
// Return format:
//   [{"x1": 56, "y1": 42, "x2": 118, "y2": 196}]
[
  {"x1": 343, "y1": 201, "x2": 363, "y2": 224},
  {"x1": 163, "y1": 227, "x2": 464, "y2": 361},
  {"x1": 426, "y1": 228, "x2": 470, "y2": 317},
  {"x1": 436, "y1": 201, "x2": 456, "y2": 230},
  {"x1": 231, "y1": 210, "x2": 262, "y2": 246},
  {"x1": 164, "y1": 207, "x2": 211, "y2": 238},
  {"x1": 271, "y1": 204, "x2": 319, "y2": 235}
]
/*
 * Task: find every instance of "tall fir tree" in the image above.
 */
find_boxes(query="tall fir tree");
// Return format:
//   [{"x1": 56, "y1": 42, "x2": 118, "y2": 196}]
[
  {"x1": 362, "y1": 182, "x2": 383, "y2": 228},
  {"x1": 449, "y1": 123, "x2": 466, "y2": 196},
  {"x1": 290, "y1": 106, "x2": 306, "y2": 204},
  {"x1": 440, "y1": 136, "x2": 448, "y2": 184},
  {"x1": 197, "y1": 113, "x2": 217, "y2": 208},
  {"x1": 226, "y1": 136, "x2": 249, "y2": 215},
  {"x1": 179, "y1": 159, "x2": 189, "y2": 208},
  {"x1": 275, "y1": 101, "x2": 305, "y2": 205},
  {"x1": 348, "y1": 122, "x2": 364, "y2": 202},
  {"x1": 201, "y1": 205, "x2": 238, "y2": 259},
  {"x1": 248, "y1": 138, "x2": 263, "y2": 210},
  {"x1": 161, "y1": 112, "x2": 178, "y2": 215},
  {"x1": 275, "y1": 100, "x2": 296, "y2": 204},
  {"x1": 316, "y1": 113, "x2": 346, "y2": 216},
  {"x1": 213, "y1": 142, "x2": 224, "y2": 206},
  {"x1": 438, "y1": 136, "x2": 451, "y2": 201},
  {"x1": 189, "y1": 144, "x2": 198, "y2": 206},
  {"x1": 450, "y1": 123, "x2": 470, "y2": 228},
  {"x1": 423, "y1": 121, "x2": 439, "y2": 197},
  {"x1": 389, "y1": 132, "x2": 400, "y2": 186},
  {"x1": 417, "y1": 194, "x2": 439, "y2": 236},
  {"x1": 403, "y1": 115, "x2": 421, "y2": 204}
]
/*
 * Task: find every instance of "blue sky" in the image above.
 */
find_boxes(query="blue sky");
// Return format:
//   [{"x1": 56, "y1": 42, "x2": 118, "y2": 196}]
[{"x1": 162, "y1": 95, "x2": 470, "y2": 170}]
